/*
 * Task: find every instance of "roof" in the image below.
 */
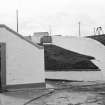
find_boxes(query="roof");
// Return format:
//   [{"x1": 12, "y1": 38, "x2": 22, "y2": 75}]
[
  {"x1": 87, "y1": 34, "x2": 105, "y2": 46},
  {"x1": 34, "y1": 32, "x2": 49, "y2": 36},
  {"x1": 0, "y1": 24, "x2": 43, "y2": 49}
]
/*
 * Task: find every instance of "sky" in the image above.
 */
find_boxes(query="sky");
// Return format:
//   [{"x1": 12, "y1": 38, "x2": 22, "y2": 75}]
[{"x1": 0, "y1": 0, "x2": 105, "y2": 36}]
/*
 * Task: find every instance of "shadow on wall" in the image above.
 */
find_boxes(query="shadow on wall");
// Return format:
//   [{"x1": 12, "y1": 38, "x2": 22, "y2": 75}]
[{"x1": 44, "y1": 44, "x2": 99, "y2": 71}]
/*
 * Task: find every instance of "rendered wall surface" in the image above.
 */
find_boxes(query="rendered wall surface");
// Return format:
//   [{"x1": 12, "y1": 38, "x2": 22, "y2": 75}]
[
  {"x1": 51, "y1": 36, "x2": 105, "y2": 80},
  {"x1": 46, "y1": 71, "x2": 104, "y2": 81},
  {"x1": 0, "y1": 27, "x2": 45, "y2": 85}
]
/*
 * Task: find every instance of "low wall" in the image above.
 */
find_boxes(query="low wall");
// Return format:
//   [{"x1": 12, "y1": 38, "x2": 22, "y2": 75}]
[{"x1": 46, "y1": 71, "x2": 105, "y2": 81}]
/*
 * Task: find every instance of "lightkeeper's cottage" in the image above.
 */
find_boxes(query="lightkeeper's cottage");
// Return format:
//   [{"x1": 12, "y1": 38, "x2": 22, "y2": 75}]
[{"x1": 0, "y1": 25, "x2": 45, "y2": 91}]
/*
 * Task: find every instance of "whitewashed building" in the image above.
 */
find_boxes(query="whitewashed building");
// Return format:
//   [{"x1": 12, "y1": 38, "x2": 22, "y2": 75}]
[
  {"x1": 0, "y1": 25, "x2": 45, "y2": 91},
  {"x1": 46, "y1": 35, "x2": 105, "y2": 81}
]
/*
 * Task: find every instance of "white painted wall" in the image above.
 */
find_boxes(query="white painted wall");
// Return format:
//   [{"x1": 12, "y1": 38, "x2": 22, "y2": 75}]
[
  {"x1": 46, "y1": 71, "x2": 104, "y2": 81},
  {"x1": 0, "y1": 27, "x2": 45, "y2": 85},
  {"x1": 52, "y1": 36, "x2": 105, "y2": 80}
]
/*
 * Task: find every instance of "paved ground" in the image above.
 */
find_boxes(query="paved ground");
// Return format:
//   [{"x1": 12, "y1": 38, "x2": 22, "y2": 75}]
[
  {"x1": 1, "y1": 80, "x2": 105, "y2": 105},
  {"x1": 0, "y1": 89, "x2": 52, "y2": 105},
  {"x1": 29, "y1": 90, "x2": 105, "y2": 105}
]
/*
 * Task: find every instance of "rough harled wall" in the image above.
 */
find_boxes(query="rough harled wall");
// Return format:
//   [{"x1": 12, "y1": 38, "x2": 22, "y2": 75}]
[{"x1": 0, "y1": 27, "x2": 45, "y2": 85}]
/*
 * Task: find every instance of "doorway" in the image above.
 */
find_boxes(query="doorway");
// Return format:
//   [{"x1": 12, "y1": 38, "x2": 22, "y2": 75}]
[{"x1": 0, "y1": 43, "x2": 6, "y2": 90}]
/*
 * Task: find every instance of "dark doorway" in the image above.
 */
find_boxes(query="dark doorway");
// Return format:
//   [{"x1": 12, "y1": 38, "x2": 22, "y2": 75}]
[
  {"x1": 0, "y1": 43, "x2": 6, "y2": 90},
  {"x1": 0, "y1": 44, "x2": 1, "y2": 88}
]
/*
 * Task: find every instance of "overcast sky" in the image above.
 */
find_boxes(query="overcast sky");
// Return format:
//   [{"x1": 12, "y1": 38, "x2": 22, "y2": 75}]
[{"x1": 0, "y1": 0, "x2": 105, "y2": 36}]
